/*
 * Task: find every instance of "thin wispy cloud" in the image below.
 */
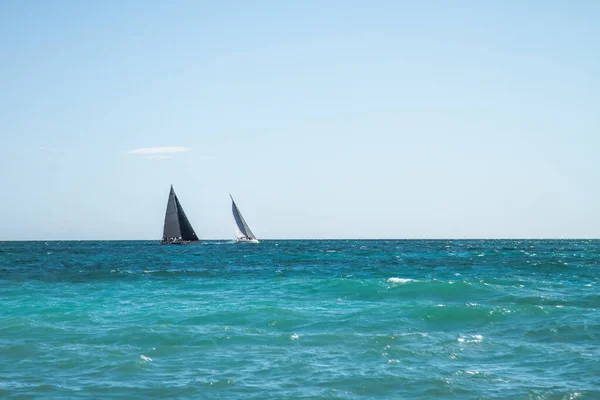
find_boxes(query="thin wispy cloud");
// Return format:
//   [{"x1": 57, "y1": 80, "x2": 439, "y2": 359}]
[{"x1": 124, "y1": 146, "x2": 191, "y2": 155}]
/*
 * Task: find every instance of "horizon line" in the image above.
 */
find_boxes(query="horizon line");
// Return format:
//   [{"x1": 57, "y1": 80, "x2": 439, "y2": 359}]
[{"x1": 1, "y1": 238, "x2": 599, "y2": 242}]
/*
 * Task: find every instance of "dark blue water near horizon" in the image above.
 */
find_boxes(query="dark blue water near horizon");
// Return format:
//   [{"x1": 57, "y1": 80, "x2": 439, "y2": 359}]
[{"x1": 1, "y1": 240, "x2": 599, "y2": 399}]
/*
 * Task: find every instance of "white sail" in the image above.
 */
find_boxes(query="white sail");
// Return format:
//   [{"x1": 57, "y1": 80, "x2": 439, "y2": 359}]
[{"x1": 230, "y1": 195, "x2": 259, "y2": 243}]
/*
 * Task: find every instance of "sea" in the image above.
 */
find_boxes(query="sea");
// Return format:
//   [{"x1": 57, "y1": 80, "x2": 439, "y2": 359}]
[{"x1": 0, "y1": 240, "x2": 598, "y2": 399}]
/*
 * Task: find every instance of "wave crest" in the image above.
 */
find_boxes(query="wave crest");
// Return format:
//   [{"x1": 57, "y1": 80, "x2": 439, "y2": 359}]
[{"x1": 387, "y1": 277, "x2": 415, "y2": 284}]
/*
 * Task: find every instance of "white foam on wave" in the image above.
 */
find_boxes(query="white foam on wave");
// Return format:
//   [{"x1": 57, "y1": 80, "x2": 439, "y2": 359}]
[
  {"x1": 387, "y1": 277, "x2": 415, "y2": 284},
  {"x1": 290, "y1": 333, "x2": 299, "y2": 340},
  {"x1": 458, "y1": 334, "x2": 483, "y2": 344},
  {"x1": 140, "y1": 355, "x2": 152, "y2": 362}
]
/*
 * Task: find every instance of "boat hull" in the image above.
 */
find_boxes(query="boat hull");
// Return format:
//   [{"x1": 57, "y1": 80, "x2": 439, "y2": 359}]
[
  {"x1": 235, "y1": 238, "x2": 259, "y2": 244},
  {"x1": 160, "y1": 240, "x2": 201, "y2": 245}
]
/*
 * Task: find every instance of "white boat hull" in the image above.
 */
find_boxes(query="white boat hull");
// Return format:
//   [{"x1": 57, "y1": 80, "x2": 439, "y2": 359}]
[{"x1": 235, "y1": 238, "x2": 259, "y2": 244}]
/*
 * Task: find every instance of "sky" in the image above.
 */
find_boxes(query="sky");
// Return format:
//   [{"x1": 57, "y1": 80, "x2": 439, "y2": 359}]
[{"x1": 1, "y1": 0, "x2": 599, "y2": 240}]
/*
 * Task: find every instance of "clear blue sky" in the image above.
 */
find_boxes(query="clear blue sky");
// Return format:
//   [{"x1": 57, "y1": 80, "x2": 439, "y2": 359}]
[{"x1": 1, "y1": 0, "x2": 598, "y2": 240}]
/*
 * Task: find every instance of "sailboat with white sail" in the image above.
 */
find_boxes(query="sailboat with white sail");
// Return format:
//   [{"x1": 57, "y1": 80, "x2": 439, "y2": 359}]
[
  {"x1": 161, "y1": 185, "x2": 200, "y2": 244},
  {"x1": 230, "y1": 195, "x2": 259, "y2": 243}
]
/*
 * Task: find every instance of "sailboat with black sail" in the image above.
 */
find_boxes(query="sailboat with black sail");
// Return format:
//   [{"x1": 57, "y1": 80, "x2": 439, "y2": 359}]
[
  {"x1": 161, "y1": 185, "x2": 200, "y2": 244},
  {"x1": 230, "y1": 195, "x2": 259, "y2": 243}
]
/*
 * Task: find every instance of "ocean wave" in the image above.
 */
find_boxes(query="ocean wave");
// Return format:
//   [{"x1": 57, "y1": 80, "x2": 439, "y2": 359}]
[
  {"x1": 2, "y1": 240, "x2": 600, "y2": 399},
  {"x1": 387, "y1": 277, "x2": 416, "y2": 284}
]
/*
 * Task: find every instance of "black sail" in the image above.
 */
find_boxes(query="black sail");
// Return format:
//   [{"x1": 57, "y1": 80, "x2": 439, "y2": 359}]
[
  {"x1": 175, "y1": 195, "x2": 199, "y2": 241},
  {"x1": 162, "y1": 186, "x2": 199, "y2": 242},
  {"x1": 163, "y1": 186, "x2": 181, "y2": 239}
]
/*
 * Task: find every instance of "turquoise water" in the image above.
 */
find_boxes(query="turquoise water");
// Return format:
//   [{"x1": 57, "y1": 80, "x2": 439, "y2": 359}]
[{"x1": 1, "y1": 240, "x2": 598, "y2": 399}]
